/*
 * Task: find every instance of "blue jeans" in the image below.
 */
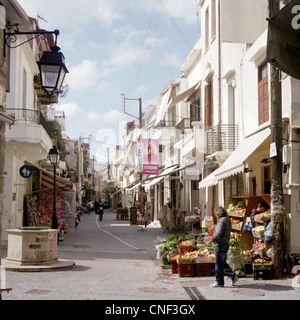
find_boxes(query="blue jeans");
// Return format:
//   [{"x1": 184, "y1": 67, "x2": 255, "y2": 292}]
[{"x1": 214, "y1": 244, "x2": 236, "y2": 285}]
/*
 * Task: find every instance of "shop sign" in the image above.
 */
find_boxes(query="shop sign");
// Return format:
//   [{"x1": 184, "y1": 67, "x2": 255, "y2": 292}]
[
  {"x1": 183, "y1": 168, "x2": 199, "y2": 180},
  {"x1": 19, "y1": 165, "x2": 33, "y2": 178},
  {"x1": 137, "y1": 138, "x2": 159, "y2": 175}
]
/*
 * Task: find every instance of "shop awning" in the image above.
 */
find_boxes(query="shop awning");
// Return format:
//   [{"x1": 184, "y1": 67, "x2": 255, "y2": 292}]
[
  {"x1": 28, "y1": 163, "x2": 75, "y2": 192},
  {"x1": 168, "y1": 81, "x2": 200, "y2": 108},
  {"x1": 142, "y1": 164, "x2": 179, "y2": 188},
  {"x1": 126, "y1": 182, "x2": 141, "y2": 191},
  {"x1": 199, "y1": 127, "x2": 271, "y2": 189},
  {"x1": 154, "y1": 88, "x2": 172, "y2": 126},
  {"x1": 41, "y1": 170, "x2": 74, "y2": 192}
]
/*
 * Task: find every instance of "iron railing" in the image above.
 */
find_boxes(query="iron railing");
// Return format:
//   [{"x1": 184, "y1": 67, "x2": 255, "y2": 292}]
[
  {"x1": 175, "y1": 118, "x2": 201, "y2": 142},
  {"x1": 6, "y1": 108, "x2": 52, "y2": 138},
  {"x1": 206, "y1": 124, "x2": 238, "y2": 154},
  {"x1": 154, "y1": 120, "x2": 176, "y2": 128}
]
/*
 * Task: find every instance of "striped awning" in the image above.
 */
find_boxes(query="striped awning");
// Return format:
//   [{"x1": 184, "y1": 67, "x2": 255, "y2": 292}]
[
  {"x1": 41, "y1": 170, "x2": 74, "y2": 192},
  {"x1": 29, "y1": 162, "x2": 74, "y2": 192}
]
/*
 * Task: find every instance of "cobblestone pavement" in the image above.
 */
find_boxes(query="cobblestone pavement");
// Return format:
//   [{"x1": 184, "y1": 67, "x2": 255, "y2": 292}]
[{"x1": 1, "y1": 210, "x2": 300, "y2": 301}]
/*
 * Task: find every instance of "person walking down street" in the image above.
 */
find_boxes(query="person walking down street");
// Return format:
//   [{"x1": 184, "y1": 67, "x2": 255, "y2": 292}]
[
  {"x1": 94, "y1": 199, "x2": 100, "y2": 216},
  {"x1": 211, "y1": 206, "x2": 239, "y2": 287},
  {"x1": 98, "y1": 201, "x2": 105, "y2": 221},
  {"x1": 87, "y1": 201, "x2": 93, "y2": 215}
]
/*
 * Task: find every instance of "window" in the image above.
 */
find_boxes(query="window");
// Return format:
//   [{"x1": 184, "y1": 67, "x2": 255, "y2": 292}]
[
  {"x1": 224, "y1": 174, "x2": 243, "y2": 206},
  {"x1": 205, "y1": 79, "x2": 213, "y2": 128},
  {"x1": 258, "y1": 62, "x2": 269, "y2": 125},
  {"x1": 211, "y1": 0, "x2": 216, "y2": 40},
  {"x1": 205, "y1": 7, "x2": 209, "y2": 51},
  {"x1": 190, "y1": 90, "x2": 201, "y2": 122}
]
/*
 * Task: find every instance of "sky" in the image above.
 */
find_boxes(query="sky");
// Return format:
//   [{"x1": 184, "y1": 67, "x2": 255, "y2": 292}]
[{"x1": 17, "y1": 0, "x2": 200, "y2": 163}]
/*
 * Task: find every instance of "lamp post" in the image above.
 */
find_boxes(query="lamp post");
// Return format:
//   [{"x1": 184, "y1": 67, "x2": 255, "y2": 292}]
[
  {"x1": 49, "y1": 146, "x2": 60, "y2": 229},
  {"x1": 4, "y1": 29, "x2": 68, "y2": 98}
]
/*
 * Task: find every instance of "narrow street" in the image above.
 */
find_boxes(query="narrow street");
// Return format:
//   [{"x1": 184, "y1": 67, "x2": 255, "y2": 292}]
[
  {"x1": 1, "y1": 210, "x2": 190, "y2": 300},
  {"x1": 1, "y1": 209, "x2": 300, "y2": 303}
]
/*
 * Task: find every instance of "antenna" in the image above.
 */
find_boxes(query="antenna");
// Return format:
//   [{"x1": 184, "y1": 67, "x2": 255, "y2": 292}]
[{"x1": 37, "y1": 12, "x2": 48, "y2": 24}]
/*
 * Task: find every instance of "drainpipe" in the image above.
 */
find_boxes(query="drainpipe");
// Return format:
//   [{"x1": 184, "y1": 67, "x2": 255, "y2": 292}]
[{"x1": 218, "y1": 0, "x2": 222, "y2": 150}]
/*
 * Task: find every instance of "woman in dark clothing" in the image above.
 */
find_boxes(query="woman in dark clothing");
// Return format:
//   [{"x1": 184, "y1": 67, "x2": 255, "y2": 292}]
[
  {"x1": 98, "y1": 201, "x2": 104, "y2": 221},
  {"x1": 250, "y1": 201, "x2": 269, "y2": 228}
]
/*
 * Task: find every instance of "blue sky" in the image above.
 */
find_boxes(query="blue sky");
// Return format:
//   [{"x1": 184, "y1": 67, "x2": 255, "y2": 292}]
[{"x1": 18, "y1": 0, "x2": 200, "y2": 162}]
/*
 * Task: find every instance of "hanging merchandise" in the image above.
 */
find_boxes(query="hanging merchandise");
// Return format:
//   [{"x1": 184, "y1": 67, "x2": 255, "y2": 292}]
[{"x1": 243, "y1": 217, "x2": 253, "y2": 233}]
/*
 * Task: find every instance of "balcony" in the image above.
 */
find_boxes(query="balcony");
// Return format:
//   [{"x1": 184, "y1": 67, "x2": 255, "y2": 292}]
[
  {"x1": 206, "y1": 124, "x2": 238, "y2": 154},
  {"x1": 154, "y1": 120, "x2": 176, "y2": 129},
  {"x1": 175, "y1": 118, "x2": 200, "y2": 142},
  {"x1": 5, "y1": 108, "x2": 53, "y2": 160}
]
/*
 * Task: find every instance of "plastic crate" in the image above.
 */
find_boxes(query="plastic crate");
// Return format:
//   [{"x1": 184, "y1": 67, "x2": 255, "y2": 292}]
[
  {"x1": 179, "y1": 246, "x2": 193, "y2": 254},
  {"x1": 253, "y1": 263, "x2": 272, "y2": 271},
  {"x1": 178, "y1": 264, "x2": 194, "y2": 277},
  {"x1": 254, "y1": 269, "x2": 272, "y2": 280},
  {"x1": 171, "y1": 261, "x2": 178, "y2": 274},
  {"x1": 195, "y1": 263, "x2": 211, "y2": 276}
]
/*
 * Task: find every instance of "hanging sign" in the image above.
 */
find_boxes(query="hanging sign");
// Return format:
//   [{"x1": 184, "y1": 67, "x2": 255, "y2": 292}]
[
  {"x1": 137, "y1": 138, "x2": 159, "y2": 175},
  {"x1": 19, "y1": 165, "x2": 33, "y2": 178},
  {"x1": 270, "y1": 142, "x2": 277, "y2": 158}
]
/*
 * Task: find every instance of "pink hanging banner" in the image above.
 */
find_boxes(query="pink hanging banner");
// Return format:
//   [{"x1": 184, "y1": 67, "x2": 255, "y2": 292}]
[{"x1": 137, "y1": 138, "x2": 159, "y2": 175}]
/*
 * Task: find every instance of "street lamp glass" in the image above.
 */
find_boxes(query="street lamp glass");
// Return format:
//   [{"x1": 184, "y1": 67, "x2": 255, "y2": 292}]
[
  {"x1": 48, "y1": 146, "x2": 60, "y2": 165},
  {"x1": 37, "y1": 46, "x2": 69, "y2": 97}
]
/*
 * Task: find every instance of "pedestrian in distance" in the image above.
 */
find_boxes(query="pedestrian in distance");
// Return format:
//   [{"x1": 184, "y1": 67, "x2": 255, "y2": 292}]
[
  {"x1": 87, "y1": 201, "x2": 93, "y2": 215},
  {"x1": 211, "y1": 206, "x2": 239, "y2": 287},
  {"x1": 94, "y1": 199, "x2": 100, "y2": 215},
  {"x1": 98, "y1": 201, "x2": 104, "y2": 221}
]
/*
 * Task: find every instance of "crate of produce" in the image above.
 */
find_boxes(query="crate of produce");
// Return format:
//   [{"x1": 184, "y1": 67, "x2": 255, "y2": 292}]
[
  {"x1": 171, "y1": 261, "x2": 178, "y2": 274},
  {"x1": 195, "y1": 263, "x2": 211, "y2": 276},
  {"x1": 167, "y1": 253, "x2": 178, "y2": 262},
  {"x1": 176, "y1": 256, "x2": 196, "y2": 264},
  {"x1": 253, "y1": 263, "x2": 272, "y2": 280},
  {"x1": 253, "y1": 263, "x2": 272, "y2": 270},
  {"x1": 179, "y1": 245, "x2": 193, "y2": 254},
  {"x1": 178, "y1": 264, "x2": 194, "y2": 277}
]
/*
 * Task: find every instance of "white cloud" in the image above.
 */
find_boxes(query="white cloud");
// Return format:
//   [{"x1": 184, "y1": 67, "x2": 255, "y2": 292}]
[
  {"x1": 136, "y1": 85, "x2": 148, "y2": 94},
  {"x1": 160, "y1": 53, "x2": 182, "y2": 67},
  {"x1": 101, "y1": 110, "x2": 127, "y2": 124},
  {"x1": 18, "y1": 0, "x2": 123, "y2": 31},
  {"x1": 66, "y1": 60, "x2": 107, "y2": 91}
]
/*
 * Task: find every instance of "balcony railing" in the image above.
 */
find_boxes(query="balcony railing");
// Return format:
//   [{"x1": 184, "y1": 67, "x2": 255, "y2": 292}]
[
  {"x1": 206, "y1": 124, "x2": 238, "y2": 154},
  {"x1": 6, "y1": 108, "x2": 52, "y2": 138},
  {"x1": 154, "y1": 120, "x2": 176, "y2": 128},
  {"x1": 175, "y1": 118, "x2": 200, "y2": 142}
]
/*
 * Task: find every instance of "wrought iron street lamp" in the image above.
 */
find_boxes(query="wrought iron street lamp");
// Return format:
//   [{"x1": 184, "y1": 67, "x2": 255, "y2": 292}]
[
  {"x1": 37, "y1": 43, "x2": 69, "y2": 98},
  {"x1": 48, "y1": 146, "x2": 60, "y2": 229},
  {"x1": 4, "y1": 28, "x2": 68, "y2": 98}
]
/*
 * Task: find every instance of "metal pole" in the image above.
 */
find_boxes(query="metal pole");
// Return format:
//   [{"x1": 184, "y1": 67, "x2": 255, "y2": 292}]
[
  {"x1": 268, "y1": 0, "x2": 284, "y2": 279},
  {"x1": 52, "y1": 163, "x2": 58, "y2": 229}
]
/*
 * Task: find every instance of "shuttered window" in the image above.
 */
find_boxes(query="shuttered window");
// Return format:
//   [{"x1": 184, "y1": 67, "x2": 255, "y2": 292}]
[
  {"x1": 205, "y1": 79, "x2": 213, "y2": 128},
  {"x1": 258, "y1": 63, "x2": 269, "y2": 125}
]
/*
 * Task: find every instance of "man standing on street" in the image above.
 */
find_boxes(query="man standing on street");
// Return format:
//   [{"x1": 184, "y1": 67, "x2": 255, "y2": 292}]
[{"x1": 211, "y1": 206, "x2": 239, "y2": 287}]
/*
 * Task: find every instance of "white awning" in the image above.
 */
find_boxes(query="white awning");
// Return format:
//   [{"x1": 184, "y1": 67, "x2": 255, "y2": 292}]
[
  {"x1": 199, "y1": 127, "x2": 271, "y2": 189},
  {"x1": 168, "y1": 81, "x2": 200, "y2": 108},
  {"x1": 142, "y1": 164, "x2": 179, "y2": 188},
  {"x1": 154, "y1": 88, "x2": 172, "y2": 126}
]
